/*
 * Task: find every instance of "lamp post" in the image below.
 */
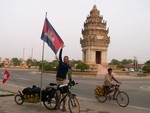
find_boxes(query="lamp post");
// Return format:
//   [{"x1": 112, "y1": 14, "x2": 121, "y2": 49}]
[{"x1": 134, "y1": 56, "x2": 138, "y2": 71}]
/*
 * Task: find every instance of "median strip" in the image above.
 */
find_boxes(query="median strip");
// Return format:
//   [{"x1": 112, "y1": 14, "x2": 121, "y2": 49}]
[{"x1": 0, "y1": 91, "x2": 14, "y2": 97}]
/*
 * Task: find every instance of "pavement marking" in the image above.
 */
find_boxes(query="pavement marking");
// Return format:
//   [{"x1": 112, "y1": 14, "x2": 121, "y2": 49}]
[
  {"x1": 18, "y1": 77, "x2": 31, "y2": 80},
  {"x1": 140, "y1": 86, "x2": 150, "y2": 89},
  {"x1": 128, "y1": 105, "x2": 150, "y2": 111},
  {"x1": 78, "y1": 96, "x2": 150, "y2": 111},
  {"x1": 78, "y1": 97, "x2": 97, "y2": 102}
]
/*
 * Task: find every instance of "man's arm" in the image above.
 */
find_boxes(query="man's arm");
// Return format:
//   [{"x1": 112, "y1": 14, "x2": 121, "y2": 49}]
[
  {"x1": 112, "y1": 76, "x2": 120, "y2": 84},
  {"x1": 59, "y1": 45, "x2": 65, "y2": 62},
  {"x1": 68, "y1": 68, "x2": 72, "y2": 81},
  {"x1": 59, "y1": 48, "x2": 63, "y2": 62}
]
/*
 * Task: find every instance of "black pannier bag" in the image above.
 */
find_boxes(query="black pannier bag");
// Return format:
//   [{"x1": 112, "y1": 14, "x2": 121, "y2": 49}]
[
  {"x1": 22, "y1": 85, "x2": 41, "y2": 97},
  {"x1": 41, "y1": 90, "x2": 48, "y2": 101},
  {"x1": 22, "y1": 87, "x2": 32, "y2": 95},
  {"x1": 59, "y1": 84, "x2": 68, "y2": 94},
  {"x1": 31, "y1": 85, "x2": 41, "y2": 96},
  {"x1": 41, "y1": 87, "x2": 55, "y2": 101}
]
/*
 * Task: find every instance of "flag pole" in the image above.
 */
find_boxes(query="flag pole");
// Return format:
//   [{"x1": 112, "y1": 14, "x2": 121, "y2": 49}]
[{"x1": 40, "y1": 12, "x2": 47, "y2": 109}]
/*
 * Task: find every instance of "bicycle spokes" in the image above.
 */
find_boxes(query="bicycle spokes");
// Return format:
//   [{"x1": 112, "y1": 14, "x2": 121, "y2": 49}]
[
  {"x1": 70, "y1": 98, "x2": 77, "y2": 107},
  {"x1": 68, "y1": 97, "x2": 80, "y2": 113},
  {"x1": 116, "y1": 92, "x2": 129, "y2": 107}
]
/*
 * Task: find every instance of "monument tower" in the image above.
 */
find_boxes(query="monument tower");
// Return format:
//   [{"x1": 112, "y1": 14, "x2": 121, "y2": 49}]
[{"x1": 80, "y1": 5, "x2": 110, "y2": 70}]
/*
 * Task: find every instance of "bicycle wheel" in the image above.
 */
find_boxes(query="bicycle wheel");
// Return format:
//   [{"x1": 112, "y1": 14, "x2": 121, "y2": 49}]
[
  {"x1": 96, "y1": 95, "x2": 107, "y2": 103},
  {"x1": 14, "y1": 94, "x2": 24, "y2": 105},
  {"x1": 43, "y1": 96, "x2": 57, "y2": 110},
  {"x1": 68, "y1": 96, "x2": 80, "y2": 113},
  {"x1": 116, "y1": 91, "x2": 129, "y2": 107}
]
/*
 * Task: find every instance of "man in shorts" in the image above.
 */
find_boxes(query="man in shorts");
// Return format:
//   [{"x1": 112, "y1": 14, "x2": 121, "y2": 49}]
[
  {"x1": 56, "y1": 45, "x2": 71, "y2": 111},
  {"x1": 104, "y1": 68, "x2": 121, "y2": 99}
]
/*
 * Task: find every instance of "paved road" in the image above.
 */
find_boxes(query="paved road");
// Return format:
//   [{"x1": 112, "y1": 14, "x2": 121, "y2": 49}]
[
  {"x1": 1, "y1": 93, "x2": 150, "y2": 113},
  {"x1": 1, "y1": 69, "x2": 149, "y2": 108},
  {"x1": 0, "y1": 69, "x2": 150, "y2": 113},
  {"x1": 74, "y1": 76, "x2": 150, "y2": 109}
]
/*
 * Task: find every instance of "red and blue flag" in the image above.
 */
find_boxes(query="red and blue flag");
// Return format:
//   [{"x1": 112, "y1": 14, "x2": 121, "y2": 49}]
[
  {"x1": 2, "y1": 70, "x2": 10, "y2": 84},
  {"x1": 41, "y1": 18, "x2": 64, "y2": 54}
]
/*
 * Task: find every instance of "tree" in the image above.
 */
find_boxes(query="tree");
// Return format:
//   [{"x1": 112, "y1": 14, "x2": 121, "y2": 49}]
[
  {"x1": 142, "y1": 65, "x2": 150, "y2": 73},
  {"x1": 43, "y1": 63, "x2": 55, "y2": 71},
  {"x1": 76, "y1": 62, "x2": 89, "y2": 71},
  {"x1": 38, "y1": 60, "x2": 57, "y2": 71},
  {"x1": 110, "y1": 59, "x2": 120, "y2": 65},
  {"x1": 11, "y1": 58, "x2": 21, "y2": 66},
  {"x1": 26, "y1": 58, "x2": 33, "y2": 68},
  {"x1": 121, "y1": 59, "x2": 133, "y2": 65},
  {"x1": 51, "y1": 60, "x2": 59, "y2": 69},
  {"x1": 0, "y1": 62, "x2": 4, "y2": 68},
  {"x1": 143, "y1": 60, "x2": 150, "y2": 73},
  {"x1": 145, "y1": 60, "x2": 150, "y2": 65},
  {"x1": 39, "y1": 60, "x2": 49, "y2": 70},
  {"x1": 116, "y1": 64, "x2": 124, "y2": 68},
  {"x1": 119, "y1": 59, "x2": 134, "y2": 69}
]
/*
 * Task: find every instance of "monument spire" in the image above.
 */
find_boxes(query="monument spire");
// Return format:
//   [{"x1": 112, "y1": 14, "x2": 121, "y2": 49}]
[{"x1": 80, "y1": 4, "x2": 110, "y2": 69}]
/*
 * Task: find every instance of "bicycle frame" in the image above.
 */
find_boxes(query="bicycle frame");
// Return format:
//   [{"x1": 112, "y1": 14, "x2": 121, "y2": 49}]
[
  {"x1": 95, "y1": 84, "x2": 129, "y2": 107},
  {"x1": 104, "y1": 84, "x2": 120, "y2": 99},
  {"x1": 58, "y1": 81, "x2": 76, "y2": 104}
]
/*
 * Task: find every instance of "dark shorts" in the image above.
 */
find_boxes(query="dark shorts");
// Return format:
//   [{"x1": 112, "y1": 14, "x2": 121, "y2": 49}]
[{"x1": 103, "y1": 85, "x2": 111, "y2": 92}]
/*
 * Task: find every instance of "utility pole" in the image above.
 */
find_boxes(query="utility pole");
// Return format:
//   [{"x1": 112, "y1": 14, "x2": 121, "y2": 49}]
[
  {"x1": 31, "y1": 47, "x2": 33, "y2": 60},
  {"x1": 134, "y1": 56, "x2": 138, "y2": 71}
]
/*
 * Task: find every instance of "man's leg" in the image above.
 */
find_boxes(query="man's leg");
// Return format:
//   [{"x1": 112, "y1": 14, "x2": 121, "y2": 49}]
[
  {"x1": 105, "y1": 86, "x2": 114, "y2": 100},
  {"x1": 56, "y1": 79, "x2": 67, "y2": 111},
  {"x1": 62, "y1": 94, "x2": 67, "y2": 111},
  {"x1": 105, "y1": 86, "x2": 113, "y2": 94},
  {"x1": 56, "y1": 80, "x2": 62, "y2": 109},
  {"x1": 113, "y1": 89, "x2": 117, "y2": 100},
  {"x1": 62, "y1": 80, "x2": 67, "y2": 111},
  {"x1": 56, "y1": 90, "x2": 61, "y2": 109}
]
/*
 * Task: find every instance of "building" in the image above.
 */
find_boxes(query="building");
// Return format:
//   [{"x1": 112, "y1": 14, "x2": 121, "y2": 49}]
[
  {"x1": 80, "y1": 5, "x2": 110, "y2": 70},
  {"x1": 125, "y1": 64, "x2": 144, "y2": 72}
]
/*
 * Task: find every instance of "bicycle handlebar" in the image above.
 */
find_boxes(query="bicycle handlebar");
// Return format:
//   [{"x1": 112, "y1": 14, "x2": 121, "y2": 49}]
[{"x1": 68, "y1": 80, "x2": 78, "y2": 87}]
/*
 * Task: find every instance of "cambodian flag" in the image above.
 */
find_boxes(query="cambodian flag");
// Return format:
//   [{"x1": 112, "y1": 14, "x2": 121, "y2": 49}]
[
  {"x1": 2, "y1": 70, "x2": 10, "y2": 84},
  {"x1": 41, "y1": 18, "x2": 64, "y2": 54}
]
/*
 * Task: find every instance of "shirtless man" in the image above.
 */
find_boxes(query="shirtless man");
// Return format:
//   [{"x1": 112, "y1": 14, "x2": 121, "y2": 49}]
[{"x1": 104, "y1": 68, "x2": 121, "y2": 99}]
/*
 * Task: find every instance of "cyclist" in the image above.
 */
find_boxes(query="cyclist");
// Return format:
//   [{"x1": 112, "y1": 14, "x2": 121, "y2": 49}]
[
  {"x1": 104, "y1": 68, "x2": 121, "y2": 99},
  {"x1": 55, "y1": 45, "x2": 71, "y2": 111}
]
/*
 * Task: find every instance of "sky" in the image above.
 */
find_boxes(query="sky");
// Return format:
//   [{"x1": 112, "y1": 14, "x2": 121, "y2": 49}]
[{"x1": 0, "y1": 0, "x2": 150, "y2": 63}]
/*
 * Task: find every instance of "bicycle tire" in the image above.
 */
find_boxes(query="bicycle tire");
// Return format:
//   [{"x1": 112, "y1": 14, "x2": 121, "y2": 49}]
[
  {"x1": 43, "y1": 96, "x2": 57, "y2": 110},
  {"x1": 68, "y1": 96, "x2": 80, "y2": 113},
  {"x1": 96, "y1": 95, "x2": 107, "y2": 103},
  {"x1": 14, "y1": 94, "x2": 24, "y2": 105},
  {"x1": 116, "y1": 91, "x2": 129, "y2": 107}
]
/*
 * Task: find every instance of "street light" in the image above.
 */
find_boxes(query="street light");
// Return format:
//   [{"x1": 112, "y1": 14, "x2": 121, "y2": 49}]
[{"x1": 134, "y1": 56, "x2": 138, "y2": 71}]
